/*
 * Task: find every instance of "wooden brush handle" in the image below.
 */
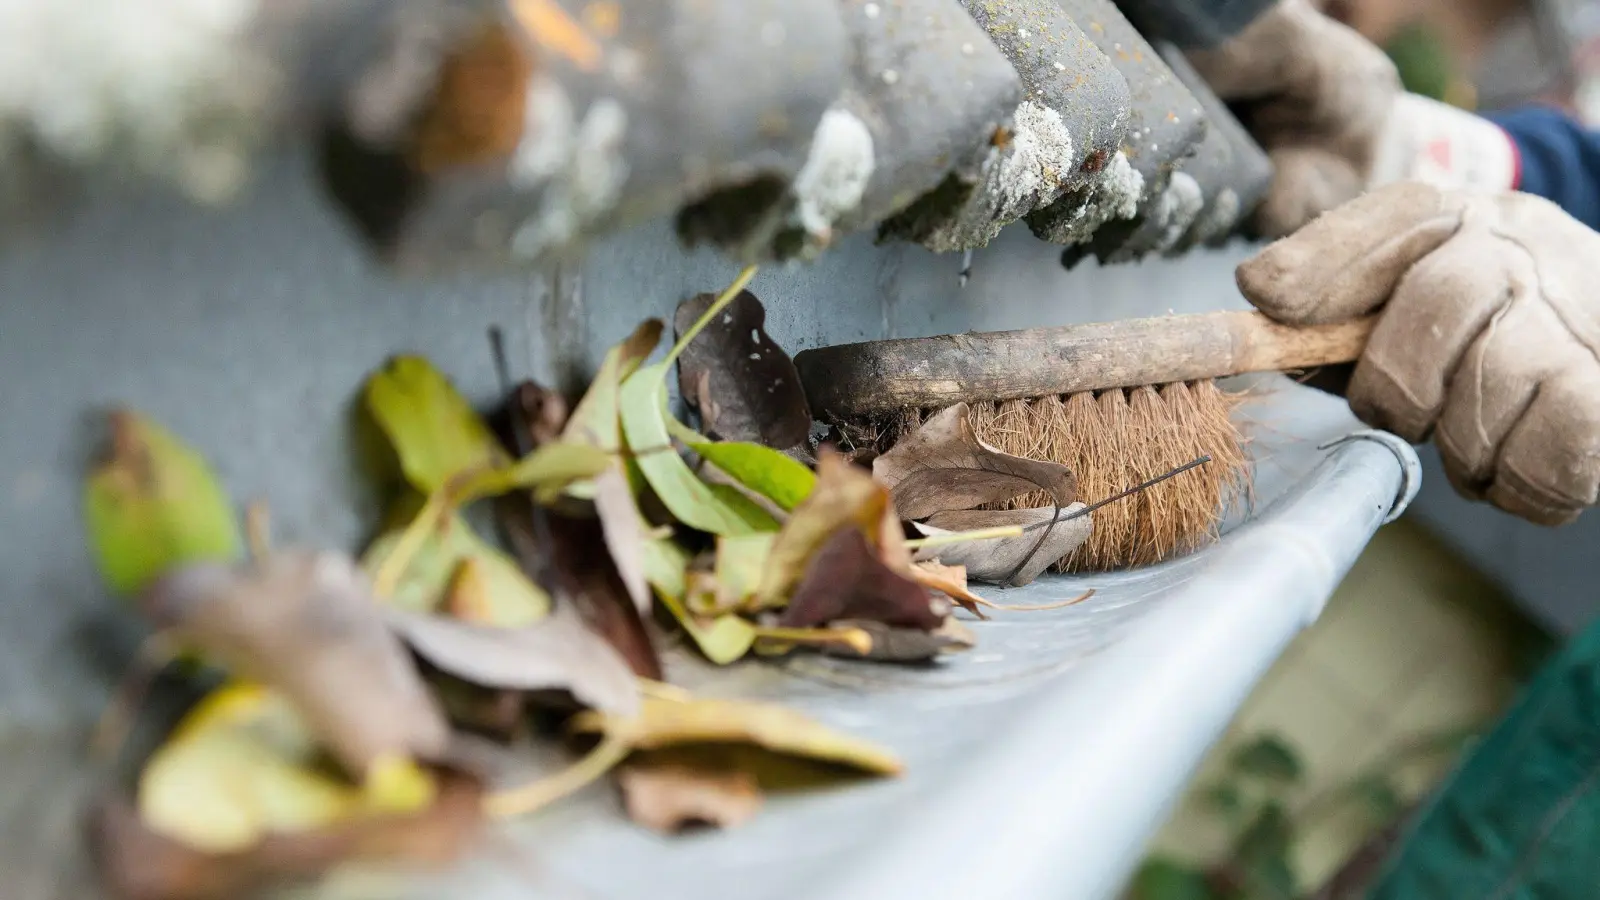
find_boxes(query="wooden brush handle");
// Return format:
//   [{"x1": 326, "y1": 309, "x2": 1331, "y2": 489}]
[{"x1": 794, "y1": 309, "x2": 1376, "y2": 417}]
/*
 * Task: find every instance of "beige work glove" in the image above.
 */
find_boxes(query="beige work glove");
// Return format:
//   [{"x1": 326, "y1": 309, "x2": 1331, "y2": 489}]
[
  {"x1": 1187, "y1": 0, "x2": 1400, "y2": 238},
  {"x1": 1237, "y1": 182, "x2": 1600, "y2": 526}
]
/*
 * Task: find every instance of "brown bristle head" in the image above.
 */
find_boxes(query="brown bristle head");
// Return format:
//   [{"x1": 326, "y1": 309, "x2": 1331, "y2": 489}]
[{"x1": 864, "y1": 380, "x2": 1250, "y2": 573}]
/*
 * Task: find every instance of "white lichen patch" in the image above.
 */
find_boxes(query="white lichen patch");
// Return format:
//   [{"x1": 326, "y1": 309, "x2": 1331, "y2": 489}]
[
  {"x1": 0, "y1": 0, "x2": 273, "y2": 202},
  {"x1": 791, "y1": 107, "x2": 875, "y2": 241},
  {"x1": 915, "y1": 99, "x2": 1077, "y2": 251},
  {"x1": 990, "y1": 100, "x2": 1073, "y2": 221},
  {"x1": 1030, "y1": 149, "x2": 1144, "y2": 245},
  {"x1": 509, "y1": 88, "x2": 630, "y2": 260},
  {"x1": 1182, "y1": 187, "x2": 1242, "y2": 250},
  {"x1": 1149, "y1": 171, "x2": 1204, "y2": 253}
]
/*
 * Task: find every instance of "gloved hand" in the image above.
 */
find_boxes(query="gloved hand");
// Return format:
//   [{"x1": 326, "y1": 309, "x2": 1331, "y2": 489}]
[
  {"x1": 1236, "y1": 181, "x2": 1600, "y2": 526},
  {"x1": 1186, "y1": 0, "x2": 1400, "y2": 238}
]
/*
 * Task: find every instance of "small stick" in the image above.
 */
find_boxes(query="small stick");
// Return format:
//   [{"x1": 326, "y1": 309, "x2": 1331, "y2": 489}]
[
  {"x1": 989, "y1": 588, "x2": 1096, "y2": 611},
  {"x1": 752, "y1": 626, "x2": 874, "y2": 656},
  {"x1": 485, "y1": 732, "x2": 632, "y2": 819},
  {"x1": 904, "y1": 525, "x2": 1025, "y2": 549}
]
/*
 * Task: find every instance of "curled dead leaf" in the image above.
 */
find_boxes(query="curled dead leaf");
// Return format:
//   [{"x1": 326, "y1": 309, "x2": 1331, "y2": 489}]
[
  {"x1": 570, "y1": 694, "x2": 903, "y2": 776},
  {"x1": 872, "y1": 402, "x2": 1077, "y2": 519},
  {"x1": 673, "y1": 290, "x2": 812, "y2": 450},
  {"x1": 384, "y1": 606, "x2": 640, "y2": 717},
  {"x1": 617, "y1": 760, "x2": 763, "y2": 834},
  {"x1": 757, "y1": 449, "x2": 898, "y2": 609},
  {"x1": 139, "y1": 550, "x2": 452, "y2": 778},
  {"x1": 910, "y1": 560, "x2": 993, "y2": 619},
  {"x1": 780, "y1": 527, "x2": 946, "y2": 631},
  {"x1": 914, "y1": 505, "x2": 1092, "y2": 587}
]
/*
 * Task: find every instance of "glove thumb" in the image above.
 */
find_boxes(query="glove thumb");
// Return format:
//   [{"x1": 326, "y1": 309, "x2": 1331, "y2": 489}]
[{"x1": 1236, "y1": 181, "x2": 1463, "y2": 325}]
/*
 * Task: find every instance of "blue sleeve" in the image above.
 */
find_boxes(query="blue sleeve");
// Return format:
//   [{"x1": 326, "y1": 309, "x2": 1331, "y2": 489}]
[{"x1": 1482, "y1": 105, "x2": 1600, "y2": 232}]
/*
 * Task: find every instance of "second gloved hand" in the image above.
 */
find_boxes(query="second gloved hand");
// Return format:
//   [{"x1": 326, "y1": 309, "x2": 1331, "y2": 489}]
[
  {"x1": 1237, "y1": 182, "x2": 1600, "y2": 526},
  {"x1": 1186, "y1": 0, "x2": 1400, "y2": 238}
]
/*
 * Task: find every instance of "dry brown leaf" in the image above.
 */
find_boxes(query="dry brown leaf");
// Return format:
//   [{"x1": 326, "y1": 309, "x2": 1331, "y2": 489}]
[
  {"x1": 139, "y1": 550, "x2": 452, "y2": 777},
  {"x1": 503, "y1": 379, "x2": 569, "y2": 449},
  {"x1": 673, "y1": 289, "x2": 812, "y2": 450},
  {"x1": 617, "y1": 761, "x2": 763, "y2": 834},
  {"x1": 779, "y1": 528, "x2": 946, "y2": 631},
  {"x1": 756, "y1": 449, "x2": 897, "y2": 608},
  {"x1": 822, "y1": 617, "x2": 977, "y2": 662},
  {"x1": 91, "y1": 770, "x2": 482, "y2": 900},
  {"x1": 915, "y1": 505, "x2": 1092, "y2": 587},
  {"x1": 872, "y1": 402, "x2": 1077, "y2": 520},
  {"x1": 495, "y1": 497, "x2": 665, "y2": 680},
  {"x1": 910, "y1": 560, "x2": 992, "y2": 618},
  {"x1": 384, "y1": 606, "x2": 640, "y2": 717}
]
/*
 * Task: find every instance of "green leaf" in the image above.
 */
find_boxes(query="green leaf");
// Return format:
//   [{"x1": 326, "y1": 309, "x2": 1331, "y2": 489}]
[
  {"x1": 1127, "y1": 859, "x2": 1218, "y2": 900},
  {"x1": 1201, "y1": 782, "x2": 1245, "y2": 820},
  {"x1": 456, "y1": 441, "x2": 612, "y2": 504},
  {"x1": 1233, "y1": 802, "x2": 1296, "y2": 899},
  {"x1": 619, "y1": 363, "x2": 778, "y2": 535},
  {"x1": 1229, "y1": 735, "x2": 1303, "y2": 785},
  {"x1": 84, "y1": 411, "x2": 242, "y2": 596},
  {"x1": 364, "y1": 355, "x2": 509, "y2": 494},
  {"x1": 1350, "y1": 774, "x2": 1404, "y2": 823},
  {"x1": 564, "y1": 320, "x2": 664, "y2": 453},
  {"x1": 641, "y1": 537, "x2": 755, "y2": 665},
  {"x1": 690, "y1": 442, "x2": 816, "y2": 512},
  {"x1": 362, "y1": 503, "x2": 549, "y2": 626}
]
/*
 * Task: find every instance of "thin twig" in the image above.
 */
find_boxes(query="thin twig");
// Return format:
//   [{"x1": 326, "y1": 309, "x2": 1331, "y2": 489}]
[
  {"x1": 1022, "y1": 455, "x2": 1213, "y2": 534},
  {"x1": 988, "y1": 588, "x2": 1096, "y2": 611},
  {"x1": 752, "y1": 626, "x2": 874, "y2": 656},
  {"x1": 485, "y1": 732, "x2": 632, "y2": 819}
]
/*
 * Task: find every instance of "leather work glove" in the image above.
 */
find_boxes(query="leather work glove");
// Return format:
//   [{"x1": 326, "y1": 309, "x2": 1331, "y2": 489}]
[
  {"x1": 1186, "y1": 0, "x2": 1401, "y2": 238},
  {"x1": 1236, "y1": 182, "x2": 1600, "y2": 526}
]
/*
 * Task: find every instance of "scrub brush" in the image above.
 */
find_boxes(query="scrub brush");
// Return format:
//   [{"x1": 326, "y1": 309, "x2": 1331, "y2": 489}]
[{"x1": 793, "y1": 309, "x2": 1376, "y2": 571}]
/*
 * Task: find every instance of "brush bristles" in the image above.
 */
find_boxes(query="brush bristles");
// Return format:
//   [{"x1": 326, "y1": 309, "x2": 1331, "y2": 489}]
[{"x1": 870, "y1": 380, "x2": 1251, "y2": 572}]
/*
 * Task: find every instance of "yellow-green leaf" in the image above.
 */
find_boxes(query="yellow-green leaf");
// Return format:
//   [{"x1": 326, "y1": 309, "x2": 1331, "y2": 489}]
[
  {"x1": 570, "y1": 693, "x2": 902, "y2": 776},
  {"x1": 709, "y1": 534, "x2": 773, "y2": 612},
  {"x1": 365, "y1": 355, "x2": 508, "y2": 493},
  {"x1": 456, "y1": 441, "x2": 612, "y2": 504},
  {"x1": 619, "y1": 364, "x2": 778, "y2": 535},
  {"x1": 139, "y1": 682, "x2": 435, "y2": 853},
  {"x1": 362, "y1": 506, "x2": 548, "y2": 626},
  {"x1": 564, "y1": 320, "x2": 664, "y2": 453},
  {"x1": 691, "y1": 442, "x2": 817, "y2": 512},
  {"x1": 641, "y1": 538, "x2": 754, "y2": 665},
  {"x1": 84, "y1": 411, "x2": 242, "y2": 596}
]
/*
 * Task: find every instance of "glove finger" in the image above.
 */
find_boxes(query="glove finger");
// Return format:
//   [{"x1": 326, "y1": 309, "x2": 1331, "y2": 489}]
[
  {"x1": 1251, "y1": 146, "x2": 1365, "y2": 239},
  {"x1": 1345, "y1": 231, "x2": 1513, "y2": 442},
  {"x1": 1235, "y1": 181, "x2": 1462, "y2": 325},
  {"x1": 1486, "y1": 365, "x2": 1600, "y2": 526},
  {"x1": 1435, "y1": 275, "x2": 1578, "y2": 494}
]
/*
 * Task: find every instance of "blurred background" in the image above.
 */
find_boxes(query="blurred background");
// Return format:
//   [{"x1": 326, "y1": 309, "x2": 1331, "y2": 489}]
[{"x1": 1130, "y1": 4, "x2": 1600, "y2": 898}]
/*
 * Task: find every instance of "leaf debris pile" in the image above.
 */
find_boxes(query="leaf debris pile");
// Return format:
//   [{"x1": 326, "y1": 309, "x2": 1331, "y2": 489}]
[{"x1": 76, "y1": 269, "x2": 1098, "y2": 899}]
